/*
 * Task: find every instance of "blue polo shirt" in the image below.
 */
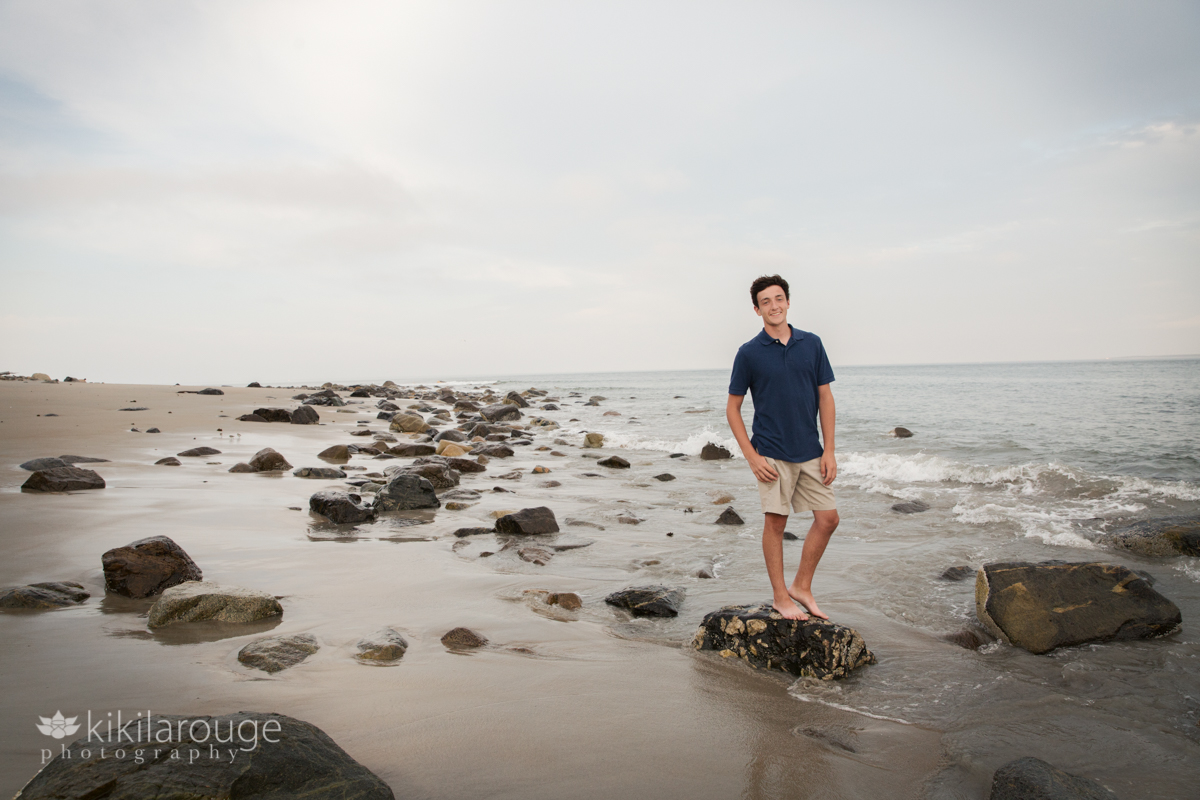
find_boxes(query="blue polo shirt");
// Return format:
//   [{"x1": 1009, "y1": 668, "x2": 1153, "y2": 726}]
[{"x1": 728, "y1": 325, "x2": 835, "y2": 464}]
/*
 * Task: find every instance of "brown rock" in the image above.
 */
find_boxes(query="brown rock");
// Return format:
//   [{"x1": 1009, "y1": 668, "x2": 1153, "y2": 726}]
[
  {"x1": 101, "y1": 535, "x2": 203, "y2": 599},
  {"x1": 249, "y1": 447, "x2": 292, "y2": 471},
  {"x1": 318, "y1": 445, "x2": 351, "y2": 462},
  {"x1": 441, "y1": 627, "x2": 488, "y2": 649}
]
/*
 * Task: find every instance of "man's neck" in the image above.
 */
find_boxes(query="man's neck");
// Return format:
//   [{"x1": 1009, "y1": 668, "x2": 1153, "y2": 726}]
[{"x1": 764, "y1": 320, "x2": 791, "y2": 344}]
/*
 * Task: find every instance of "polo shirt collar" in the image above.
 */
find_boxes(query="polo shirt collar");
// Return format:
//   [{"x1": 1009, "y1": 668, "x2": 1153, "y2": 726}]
[{"x1": 757, "y1": 324, "x2": 803, "y2": 346}]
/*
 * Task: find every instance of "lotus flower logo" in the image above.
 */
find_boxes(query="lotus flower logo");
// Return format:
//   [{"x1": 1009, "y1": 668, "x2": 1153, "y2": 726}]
[{"x1": 36, "y1": 711, "x2": 80, "y2": 739}]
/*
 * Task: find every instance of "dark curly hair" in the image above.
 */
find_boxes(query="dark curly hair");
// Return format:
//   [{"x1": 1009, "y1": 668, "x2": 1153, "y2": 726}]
[{"x1": 750, "y1": 275, "x2": 790, "y2": 308}]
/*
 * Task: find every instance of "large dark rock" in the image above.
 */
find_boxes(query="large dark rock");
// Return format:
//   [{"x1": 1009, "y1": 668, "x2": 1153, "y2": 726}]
[
  {"x1": 374, "y1": 474, "x2": 440, "y2": 512},
  {"x1": 254, "y1": 407, "x2": 293, "y2": 423},
  {"x1": 249, "y1": 447, "x2": 292, "y2": 472},
  {"x1": 22, "y1": 467, "x2": 105, "y2": 492},
  {"x1": 471, "y1": 442, "x2": 515, "y2": 458},
  {"x1": 975, "y1": 561, "x2": 1182, "y2": 654},
  {"x1": 412, "y1": 455, "x2": 486, "y2": 474},
  {"x1": 605, "y1": 585, "x2": 684, "y2": 617},
  {"x1": 700, "y1": 443, "x2": 733, "y2": 460},
  {"x1": 715, "y1": 506, "x2": 744, "y2": 525},
  {"x1": 0, "y1": 582, "x2": 90, "y2": 609},
  {"x1": 15, "y1": 711, "x2": 394, "y2": 799},
  {"x1": 148, "y1": 581, "x2": 283, "y2": 627},
  {"x1": 891, "y1": 500, "x2": 930, "y2": 514},
  {"x1": 597, "y1": 455, "x2": 630, "y2": 469},
  {"x1": 481, "y1": 403, "x2": 522, "y2": 422},
  {"x1": 389, "y1": 413, "x2": 430, "y2": 434},
  {"x1": 238, "y1": 633, "x2": 320, "y2": 673},
  {"x1": 290, "y1": 405, "x2": 320, "y2": 425},
  {"x1": 387, "y1": 442, "x2": 437, "y2": 457},
  {"x1": 988, "y1": 756, "x2": 1118, "y2": 800},
  {"x1": 503, "y1": 391, "x2": 530, "y2": 408},
  {"x1": 890, "y1": 427, "x2": 914, "y2": 438},
  {"x1": 293, "y1": 467, "x2": 347, "y2": 479},
  {"x1": 495, "y1": 507, "x2": 560, "y2": 535},
  {"x1": 434, "y1": 429, "x2": 467, "y2": 443},
  {"x1": 318, "y1": 445, "x2": 351, "y2": 462},
  {"x1": 309, "y1": 490, "x2": 376, "y2": 524},
  {"x1": 238, "y1": 413, "x2": 268, "y2": 423},
  {"x1": 102, "y1": 536, "x2": 203, "y2": 598},
  {"x1": 653, "y1": 473, "x2": 676, "y2": 482},
  {"x1": 19, "y1": 457, "x2": 69, "y2": 471},
  {"x1": 692, "y1": 603, "x2": 876, "y2": 679},
  {"x1": 178, "y1": 446, "x2": 221, "y2": 457},
  {"x1": 391, "y1": 462, "x2": 460, "y2": 490},
  {"x1": 1101, "y1": 515, "x2": 1200, "y2": 557},
  {"x1": 197, "y1": 387, "x2": 224, "y2": 395}
]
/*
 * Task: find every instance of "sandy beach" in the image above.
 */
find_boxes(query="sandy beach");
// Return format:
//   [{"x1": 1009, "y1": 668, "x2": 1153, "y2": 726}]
[{"x1": 1, "y1": 379, "x2": 945, "y2": 799}]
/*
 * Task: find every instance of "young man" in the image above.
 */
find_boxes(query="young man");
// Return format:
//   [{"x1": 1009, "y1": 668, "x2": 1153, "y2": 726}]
[{"x1": 726, "y1": 274, "x2": 839, "y2": 621}]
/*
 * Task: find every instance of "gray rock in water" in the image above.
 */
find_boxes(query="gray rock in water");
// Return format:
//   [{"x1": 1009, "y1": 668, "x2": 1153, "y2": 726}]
[
  {"x1": 229, "y1": 463, "x2": 256, "y2": 473},
  {"x1": 941, "y1": 565, "x2": 975, "y2": 581},
  {"x1": 387, "y1": 442, "x2": 437, "y2": 457},
  {"x1": 700, "y1": 443, "x2": 733, "y2": 460},
  {"x1": 1100, "y1": 515, "x2": 1200, "y2": 557},
  {"x1": 975, "y1": 561, "x2": 1181, "y2": 654},
  {"x1": 374, "y1": 474, "x2": 440, "y2": 512},
  {"x1": 389, "y1": 461, "x2": 459, "y2": 490},
  {"x1": 293, "y1": 467, "x2": 347, "y2": 479},
  {"x1": 197, "y1": 387, "x2": 224, "y2": 395},
  {"x1": 389, "y1": 413, "x2": 430, "y2": 433},
  {"x1": 0, "y1": 581, "x2": 90, "y2": 609},
  {"x1": 471, "y1": 442, "x2": 515, "y2": 458},
  {"x1": 481, "y1": 403, "x2": 522, "y2": 422},
  {"x1": 597, "y1": 455, "x2": 630, "y2": 469},
  {"x1": 58, "y1": 455, "x2": 109, "y2": 464},
  {"x1": 495, "y1": 507, "x2": 560, "y2": 535},
  {"x1": 238, "y1": 633, "x2": 320, "y2": 673},
  {"x1": 318, "y1": 444, "x2": 351, "y2": 462},
  {"x1": 290, "y1": 405, "x2": 320, "y2": 425},
  {"x1": 434, "y1": 429, "x2": 467, "y2": 443},
  {"x1": 155, "y1": 457, "x2": 181, "y2": 466},
  {"x1": 19, "y1": 457, "x2": 69, "y2": 471},
  {"x1": 441, "y1": 627, "x2": 488, "y2": 649},
  {"x1": 249, "y1": 447, "x2": 292, "y2": 472},
  {"x1": 653, "y1": 473, "x2": 676, "y2": 482},
  {"x1": 715, "y1": 506, "x2": 744, "y2": 525},
  {"x1": 988, "y1": 756, "x2": 1118, "y2": 800},
  {"x1": 309, "y1": 490, "x2": 376, "y2": 524},
  {"x1": 891, "y1": 500, "x2": 930, "y2": 514},
  {"x1": 178, "y1": 446, "x2": 221, "y2": 457},
  {"x1": 605, "y1": 585, "x2": 685, "y2": 617},
  {"x1": 454, "y1": 527, "x2": 496, "y2": 538},
  {"x1": 102, "y1": 535, "x2": 203, "y2": 598},
  {"x1": 692, "y1": 603, "x2": 876, "y2": 679},
  {"x1": 22, "y1": 467, "x2": 105, "y2": 492},
  {"x1": 356, "y1": 628, "x2": 409, "y2": 663},
  {"x1": 890, "y1": 427, "x2": 914, "y2": 438},
  {"x1": 147, "y1": 581, "x2": 283, "y2": 628},
  {"x1": 16, "y1": 711, "x2": 394, "y2": 800},
  {"x1": 413, "y1": 455, "x2": 486, "y2": 474},
  {"x1": 503, "y1": 391, "x2": 530, "y2": 408}
]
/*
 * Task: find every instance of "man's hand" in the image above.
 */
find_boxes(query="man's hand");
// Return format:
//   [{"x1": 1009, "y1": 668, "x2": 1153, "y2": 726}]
[
  {"x1": 749, "y1": 453, "x2": 779, "y2": 484},
  {"x1": 820, "y1": 452, "x2": 837, "y2": 486}
]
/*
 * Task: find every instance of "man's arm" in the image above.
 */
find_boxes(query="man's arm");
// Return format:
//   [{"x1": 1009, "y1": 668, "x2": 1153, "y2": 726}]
[
  {"x1": 726, "y1": 393, "x2": 779, "y2": 483},
  {"x1": 818, "y1": 383, "x2": 837, "y2": 485}
]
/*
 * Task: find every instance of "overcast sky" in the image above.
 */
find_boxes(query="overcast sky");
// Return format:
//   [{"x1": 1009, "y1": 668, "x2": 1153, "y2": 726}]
[{"x1": 1, "y1": 1, "x2": 1197, "y2": 384}]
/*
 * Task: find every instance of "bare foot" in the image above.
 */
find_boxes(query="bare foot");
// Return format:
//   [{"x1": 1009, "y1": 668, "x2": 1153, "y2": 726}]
[
  {"x1": 771, "y1": 596, "x2": 809, "y2": 620},
  {"x1": 787, "y1": 587, "x2": 828, "y2": 620}
]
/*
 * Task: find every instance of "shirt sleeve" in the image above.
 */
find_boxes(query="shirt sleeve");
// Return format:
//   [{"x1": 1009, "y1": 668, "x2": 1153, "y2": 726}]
[
  {"x1": 729, "y1": 348, "x2": 750, "y2": 395},
  {"x1": 815, "y1": 338, "x2": 835, "y2": 385}
]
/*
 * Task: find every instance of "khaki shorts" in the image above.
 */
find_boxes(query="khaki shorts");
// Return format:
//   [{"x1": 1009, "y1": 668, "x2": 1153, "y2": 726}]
[{"x1": 757, "y1": 457, "x2": 837, "y2": 515}]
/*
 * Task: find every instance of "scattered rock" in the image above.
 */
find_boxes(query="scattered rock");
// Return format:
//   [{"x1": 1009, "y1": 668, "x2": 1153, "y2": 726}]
[
  {"x1": 603, "y1": 410, "x2": 621, "y2": 416},
  {"x1": 0, "y1": 582, "x2": 90, "y2": 609},
  {"x1": 238, "y1": 633, "x2": 319, "y2": 673},
  {"x1": 391, "y1": 461, "x2": 460, "y2": 490},
  {"x1": 518, "y1": 546, "x2": 554, "y2": 565},
  {"x1": 495, "y1": 507, "x2": 560, "y2": 535},
  {"x1": 540, "y1": 480, "x2": 562, "y2": 488},
  {"x1": 15, "y1": 712, "x2": 394, "y2": 800},
  {"x1": 715, "y1": 507, "x2": 744, "y2": 525},
  {"x1": 119, "y1": 407, "x2": 148, "y2": 411},
  {"x1": 387, "y1": 442, "x2": 437, "y2": 457},
  {"x1": 1101, "y1": 515, "x2": 1200, "y2": 557},
  {"x1": 441, "y1": 627, "x2": 488, "y2": 649},
  {"x1": 891, "y1": 500, "x2": 930, "y2": 514},
  {"x1": 975, "y1": 561, "x2": 1182, "y2": 654},
  {"x1": 374, "y1": 474, "x2": 440, "y2": 512},
  {"x1": 389, "y1": 413, "x2": 430, "y2": 433},
  {"x1": 653, "y1": 473, "x2": 676, "y2": 482},
  {"x1": 254, "y1": 407, "x2": 293, "y2": 422},
  {"x1": 988, "y1": 756, "x2": 1118, "y2": 800},
  {"x1": 58, "y1": 455, "x2": 109, "y2": 464},
  {"x1": 471, "y1": 442, "x2": 515, "y2": 458},
  {"x1": 692, "y1": 603, "x2": 876, "y2": 679},
  {"x1": 605, "y1": 585, "x2": 685, "y2": 617},
  {"x1": 617, "y1": 515, "x2": 643, "y2": 525},
  {"x1": 102, "y1": 536, "x2": 203, "y2": 600},
  {"x1": 238, "y1": 413, "x2": 268, "y2": 422},
  {"x1": 155, "y1": 457, "x2": 181, "y2": 466},
  {"x1": 178, "y1": 446, "x2": 221, "y2": 457},
  {"x1": 669, "y1": 452, "x2": 686, "y2": 458},
  {"x1": 290, "y1": 405, "x2": 320, "y2": 425},
  {"x1": 583, "y1": 432, "x2": 605, "y2": 448},
  {"x1": 454, "y1": 527, "x2": 495, "y2": 538},
  {"x1": 437, "y1": 442, "x2": 469, "y2": 458},
  {"x1": 247, "y1": 381, "x2": 262, "y2": 387},
  {"x1": 309, "y1": 490, "x2": 376, "y2": 524},
  {"x1": 782, "y1": 531, "x2": 799, "y2": 541},
  {"x1": 145, "y1": 427, "x2": 160, "y2": 433},
  {"x1": 532, "y1": 465, "x2": 551, "y2": 474},
  {"x1": 481, "y1": 403, "x2": 522, "y2": 422},
  {"x1": 356, "y1": 628, "x2": 409, "y2": 663},
  {"x1": 293, "y1": 467, "x2": 347, "y2": 479},
  {"x1": 413, "y1": 455, "x2": 486, "y2": 474},
  {"x1": 318, "y1": 445, "x2": 351, "y2": 462},
  {"x1": 941, "y1": 626, "x2": 996, "y2": 650},
  {"x1": 147, "y1": 581, "x2": 283, "y2": 628},
  {"x1": 941, "y1": 565, "x2": 975, "y2": 581},
  {"x1": 22, "y1": 467, "x2": 105, "y2": 492},
  {"x1": 546, "y1": 592, "x2": 582, "y2": 610},
  {"x1": 503, "y1": 391, "x2": 530, "y2": 408},
  {"x1": 712, "y1": 493, "x2": 735, "y2": 504},
  {"x1": 598, "y1": 455, "x2": 630, "y2": 469},
  {"x1": 701, "y1": 443, "x2": 732, "y2": 460},
  {"x1": 697, "y1": 568, "x2": 715, "y2": 579},
  {"x1": 890, "y1": 427, "x2": 914, "y2": 438},
  {"x1": 249, "y1": 447, "x2": 292, "y2": 472},
  {"x1": 197, "y1": 388, "x2": 225, "y2": 395},
  {"x1": 19, "y1": 457, "x2": 69, "y2": 471}
]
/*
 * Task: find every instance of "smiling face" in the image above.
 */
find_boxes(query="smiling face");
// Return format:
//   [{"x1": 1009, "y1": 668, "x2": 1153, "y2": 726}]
[{"x1": 754, "y1": 284, "x2": 790, "y2": 328}]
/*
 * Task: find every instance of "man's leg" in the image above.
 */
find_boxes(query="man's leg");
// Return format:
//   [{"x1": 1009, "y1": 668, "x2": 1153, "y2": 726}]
[
  {"x1": 763, "y1": 512, "x2": 808, "y2": 620},
  {"x1": 787, "y1": 509, "x2": 839, "y2": 620}
]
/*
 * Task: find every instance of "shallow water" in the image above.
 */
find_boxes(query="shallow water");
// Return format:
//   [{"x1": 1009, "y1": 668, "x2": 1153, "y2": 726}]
[{"x1": 1, "y1": 361, "x2": 1197, "y2": 798}]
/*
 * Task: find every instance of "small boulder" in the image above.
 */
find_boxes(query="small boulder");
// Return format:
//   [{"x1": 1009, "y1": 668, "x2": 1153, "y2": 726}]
[
  {"x1": 1101, "y1": 515, "x2": 1200, "y2": 557},
  {"x1": 293, "y1": 467, "x2": 348, "y2": 479},
  {"x1": 454, "y1": 527, "x2": 496, "y2": 538},
  {"x1": 290, "y1": 405, "x2": 320, "y2": 425},
  {"x1": 247, "y1": 381, "x2": 262, "y2": 387},
  {"x1": 518, "y1": 546, "x2": 554, "y2": 565},
  {"x1": 436, "y1": 441, "x2": 469, "y2": 457},
  {"x1": 388, "y1": 442, "x2": 437, "y2": 457},
  {"x1": 495, "y1": 507, "x2": 560, "y2": 535},
  {"x1": 546, "y1": 592, "x2": 582, "y2": 610},
  {"x1": 481, "y1": 403, "x2": 522, "y2": 422},
  {"x1": 692, "y1": 603, "x2": 876, "y2": 679},
  {"x1": 229, "y1": 462, "x2": 256, "y2": 473},
  {"x1": 249, "y1": 447, "x2": 292, "y2": 472},
  {"x1": 147, "y1": 581, "x2": 283, "y2": 628},
  {"x1": 58, "y1": 455, "x2": 109, "y2": 464},
  {"x1": 22, "y1": 467, "x2": 105, "y2": 492},
  {"x1": 975, "y1": 561, "x2": 1182, "y2": 654},
  {"x1": 471, "y1": 442, "x2": 515, "y2": 458},
  {"x1": 356, "y1": 628, "x2": 409, "y2": 663},
  {"x1": 197, "y1": 388, "x2": 224, "y2": 395},
  {"x1": 254, "y1": 407, "x2": 293, "y2": 422},
  {"x1": 178, "y1": 446, "x2": 221, "y2": 457},
  {"x1": 318, "y1": 444, "x2": 351, "y2": 462},
  {"x1": 374, "y1": 474, "x2": 440, "y2": 512},
  {"x1": 155, "y1": 457, "x2": 181, "y2": 466},
  {"x1": 890, "y1": 427, "x2": 914, "y2": 438},
  {"x1": 0, "y1": 582, "x2": 90, "y2": 609},
  {"x1": 238, "y1": 413, "x2": 268, "y2": 422},
  {"x1": 605, "y1": 586, "x2": 684, "y2": 617},
  {"x1": 583, "y1": 432, "x2": 605, "y2": 448},
  {"x1": 414, "y1": 455, "x2": 486, "y2": 474},
  {"x1": 442, "y1": 627, "x2": 488, "y2": 649},
  {"x1": 891, "y1": 500, "x2": 930, "y2": 514},
  {"x1": 102, "y1": 536, "x2": 204, "y2": 598},
  {"x1": 715, "y1": 507, "x2": 744, "y2": 525},
  {"x1": 309, "y1": 490, "x2": 376, "y2": 524},
  {"x1": 19, "y1": 457, "x2": 69, "y2": 471},
  {"x1": 503, "y1": 391, "x2": 530, "y2": 408},
  {"x1": 941, "y1": 565, "x2": 975, "y2": 581},
  {"x1": 238, "y1": 633, "x2": 319, "y2": 673},
  {"x1": 391, "y1": 462, "x2": 460, "y2": 490},
  {"x1": 988, "y1": 756, "x2": 1118, "y2": 800},
  {"x1": 700, "y1": 443, "x2": 733, "y2": 460},
  {"x1": 598, "y1": 455, "x2": 630, "y2": 469},
  {"x1": 389, "y1": 413, "x2": 430, "y2": 433},
  {"x1": 653, "y1": 473, "x2": 676, "y2": 482}
]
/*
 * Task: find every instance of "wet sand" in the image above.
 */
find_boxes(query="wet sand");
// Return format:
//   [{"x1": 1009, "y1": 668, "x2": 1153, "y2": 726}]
[{"x1": 0, "y1": 381, "x2": 940, "y2": 799}]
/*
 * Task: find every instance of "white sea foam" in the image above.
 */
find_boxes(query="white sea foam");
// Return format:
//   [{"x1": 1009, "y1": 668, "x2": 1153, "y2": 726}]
[{"x1": 576, "y1": 424, "x2": 744, "y2": 458}]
